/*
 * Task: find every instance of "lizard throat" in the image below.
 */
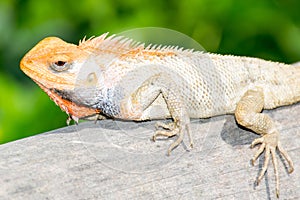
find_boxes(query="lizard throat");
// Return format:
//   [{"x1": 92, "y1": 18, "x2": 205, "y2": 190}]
[{"x1": 34, "y1": 81, "x2": 101, "y2": 119}]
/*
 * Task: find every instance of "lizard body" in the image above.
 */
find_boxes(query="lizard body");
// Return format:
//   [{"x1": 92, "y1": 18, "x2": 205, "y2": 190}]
[{"x1": 20, "y1": 33, "x2": 297, "y2": 197}]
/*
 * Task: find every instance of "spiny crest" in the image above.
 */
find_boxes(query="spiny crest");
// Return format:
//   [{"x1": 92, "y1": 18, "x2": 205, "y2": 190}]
[
  {"x1": 78, "y1": 32, "x2": 199, "y2": 55},
  {"x1": 78, "y1": 33, "x2": 108, "y2": 47},
  {"x1": 144, "y1": 42, "x2": 196, "y2": 54},
  {"x1": 78, "y1": 32, "x2": 144, "y2": 53}
]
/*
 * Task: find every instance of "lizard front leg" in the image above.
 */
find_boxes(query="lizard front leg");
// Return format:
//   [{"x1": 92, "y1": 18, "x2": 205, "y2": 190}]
[
  {"x1": 120, "y1": 73, "x2": 193, "y2": 155},
  {"x1": 235, "y1": 87, "x2": 294, "y2": 197}
]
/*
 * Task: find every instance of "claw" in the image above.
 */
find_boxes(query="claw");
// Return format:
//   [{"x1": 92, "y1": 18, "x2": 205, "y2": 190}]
[
  {"x1": 66, "y1": 115, "x2": 79, "y2": 125},
  {"x1": 257, "y1": 145, "x2": 270, "y2": 184},
  {"x1": 66, "y1": 116, "x2": 72, "y2": 125},
  {"x1": 251, "y1": 132, "x2": 294, "y2": 198},
  {"x1": 270, "y1": 147, "x2": 279, "y2": 198},
  {"x1": 152, "y1": 135, "x2": 156, "y2": 142},
  {"x1": 277, "y1": 142, "x2": 294, "y2": 173}
]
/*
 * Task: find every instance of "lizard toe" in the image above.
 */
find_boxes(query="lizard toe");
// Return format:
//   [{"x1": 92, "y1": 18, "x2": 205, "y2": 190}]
[
  {"x1": 155, "y1": 121, "x2": 175, "y2": 130},
  {"x1": 251, "y1": 131, "x2": 294, "y2": 198}
]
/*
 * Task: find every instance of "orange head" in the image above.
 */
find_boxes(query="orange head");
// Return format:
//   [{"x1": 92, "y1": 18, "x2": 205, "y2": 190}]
[{"x1": 20, "y1": 37, "x2": 101, "y2": 119}]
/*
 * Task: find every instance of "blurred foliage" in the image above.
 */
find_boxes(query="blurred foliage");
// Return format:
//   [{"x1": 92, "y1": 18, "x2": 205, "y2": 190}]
[{"x1": 0, "y1": 0, "x2": 300, "y2": 144}]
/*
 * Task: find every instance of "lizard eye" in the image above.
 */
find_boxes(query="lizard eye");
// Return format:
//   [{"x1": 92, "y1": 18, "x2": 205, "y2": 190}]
[{"x1": 50, "y1": 61, "x2": 71, "y2": 72}]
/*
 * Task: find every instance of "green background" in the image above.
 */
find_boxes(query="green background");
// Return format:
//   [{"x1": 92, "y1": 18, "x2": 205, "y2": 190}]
[{"x1": 0, "y1": 0, "x2": 300, "y2": 144}]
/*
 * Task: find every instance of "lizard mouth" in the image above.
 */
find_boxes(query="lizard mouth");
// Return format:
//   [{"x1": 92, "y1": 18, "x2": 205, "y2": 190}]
[{"x1": 34, "y1": 81, "x2": 101, "y2": 120}]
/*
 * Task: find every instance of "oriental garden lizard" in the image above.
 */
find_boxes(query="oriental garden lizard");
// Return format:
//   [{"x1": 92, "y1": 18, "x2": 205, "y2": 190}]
[{"x1": 20, "y1": 33, "x2": 298, "y2": 197}]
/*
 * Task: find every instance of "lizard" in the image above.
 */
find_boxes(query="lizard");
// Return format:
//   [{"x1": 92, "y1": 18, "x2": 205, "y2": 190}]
[{"x1": 20, "y1": 32, "x2": 298, "y2": 197}]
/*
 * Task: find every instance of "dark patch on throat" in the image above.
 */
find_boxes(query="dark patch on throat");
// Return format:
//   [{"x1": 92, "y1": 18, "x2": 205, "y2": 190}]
[
  {"x1": 51, "y1": 88, "x2": 72, "y2": 101},
  {"x1": 51, "y1": 88, "x2": 122, "y2": 118}
]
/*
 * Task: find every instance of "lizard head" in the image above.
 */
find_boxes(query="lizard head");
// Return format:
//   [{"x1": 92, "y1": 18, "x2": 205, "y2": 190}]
[
  {"x1": 20, "y1": 37, "x2": 87, "y2": 90},
  {"x1": 20, "y1": 37, "x2": 101, "y2": 120}
]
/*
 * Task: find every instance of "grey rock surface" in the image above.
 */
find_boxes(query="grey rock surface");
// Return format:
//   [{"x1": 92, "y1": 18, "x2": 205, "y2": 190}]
[{"x1": 0, "y1": 104, "x2": 299, "y2": 199}]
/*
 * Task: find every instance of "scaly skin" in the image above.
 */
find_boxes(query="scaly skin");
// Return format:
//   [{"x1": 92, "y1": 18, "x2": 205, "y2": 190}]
[{"x1": 20, "y1": 33, "x2": 298, "y2": 197}]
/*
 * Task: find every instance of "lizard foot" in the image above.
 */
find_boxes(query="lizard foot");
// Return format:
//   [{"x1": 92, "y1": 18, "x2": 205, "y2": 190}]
[
  {"x1": 153, "y1": 122, "x2": 182, "y2": 155},
  {"x1": 153, "y1": 121, "x2": 193, "y2": 155},
  {"x1": 153, "y1": 127, "x2": 182, "y2": 156},
  {"x1": 251, "y1": 131, "x2": 294, "y2": 198}
]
